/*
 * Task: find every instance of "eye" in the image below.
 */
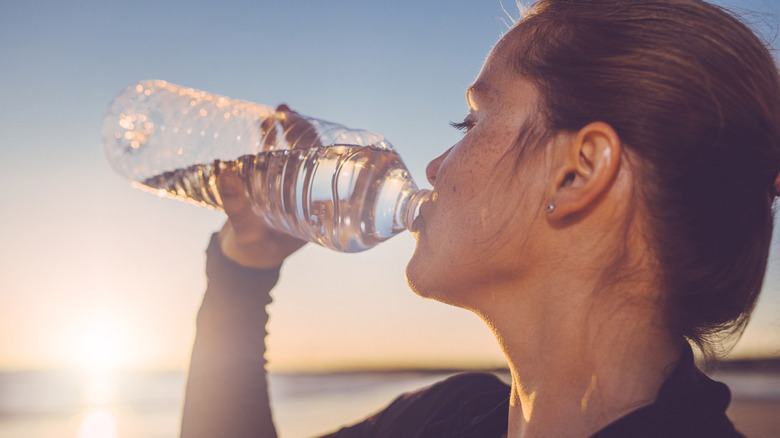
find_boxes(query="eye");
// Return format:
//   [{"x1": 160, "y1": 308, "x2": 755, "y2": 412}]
[{"x1": 449, "y1": 119, "x2": 476, "y2": 133}]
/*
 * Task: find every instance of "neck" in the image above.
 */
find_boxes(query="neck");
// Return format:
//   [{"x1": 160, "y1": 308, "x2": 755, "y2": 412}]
[{"x1": 480, "y1": 278, "x2": 682, "y2": 438}]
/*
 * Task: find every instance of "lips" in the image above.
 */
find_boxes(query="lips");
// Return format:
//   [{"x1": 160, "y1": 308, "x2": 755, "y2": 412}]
[
  {"x1": 409, "y1": 213, "x2": 423, "y2": 237},
  {"x1": 410, "y1": 211, "x2": 425, "y2": 234},
  {"x1": 410, "y1": 193, "x2": 435, "y2": 234}
]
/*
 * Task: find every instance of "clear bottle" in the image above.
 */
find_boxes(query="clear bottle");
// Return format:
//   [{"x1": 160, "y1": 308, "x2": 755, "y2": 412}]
[{"x1": 101, "y1": 80, "x2": 430, "y2": 253}]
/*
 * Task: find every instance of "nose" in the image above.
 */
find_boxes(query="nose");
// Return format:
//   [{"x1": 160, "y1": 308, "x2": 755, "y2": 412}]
[{"x1": 426, "y1": 147, "x2": 452, "y2": 186}]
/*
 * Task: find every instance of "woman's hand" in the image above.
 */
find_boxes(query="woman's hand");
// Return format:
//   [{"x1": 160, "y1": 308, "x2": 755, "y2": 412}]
[
  {"x1": 260, "y1": 104, "x2": 323, "y2": 150},
  {"x1": 216, "y1": 167, "x2": 305, "y2": 269}
]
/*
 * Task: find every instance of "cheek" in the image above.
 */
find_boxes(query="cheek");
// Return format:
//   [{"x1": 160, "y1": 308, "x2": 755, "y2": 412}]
[
  {"x1": 432, "y1": 164, "x2": 529, "y2": 267},
  {"x1": 433, "y1": 139, "x2": 532, "y2": 241},
  {"x1": 435, "y1": 142, "x2": 502, "y2": 204},
  {"x1": 407, "y1": 133, "x2": 550, "y2": 296},
  {"x1": 461, "y1": 157, "x2": 549, "y2": 257}
]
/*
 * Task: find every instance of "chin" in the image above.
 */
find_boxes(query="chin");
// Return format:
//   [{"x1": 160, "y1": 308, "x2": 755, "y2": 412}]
[
  {"x1": 405, "y1": 237, "x2": 476, "y2": 307},
  {"x1": 405, "y1": 254, "x2": 444, "y2": 301},
  {"x1": 404, "y1": 254, "x2": 429, "y2": 298},
  {"x1": 405, "y1": 257, "x2": 468, "y2": 308}
]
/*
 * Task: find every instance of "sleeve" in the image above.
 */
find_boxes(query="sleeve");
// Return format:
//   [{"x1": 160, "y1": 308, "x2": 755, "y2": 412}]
[
  {"x1": 180, "y1": 233, "x2": 281, "y2": 438},
  {"x1": 317, "y1": 372, "x2": 510, "y2": 438}
]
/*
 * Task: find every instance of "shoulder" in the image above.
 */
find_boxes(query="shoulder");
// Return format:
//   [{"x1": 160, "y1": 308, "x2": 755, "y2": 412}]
[
  {"x1": 402, "y1": 371, "x2": 510, "y2": 402},
  {"x1": 324, "y1": 372, "x2": 510, "y2": 438},
  {"x1": 380, "y1": 372, "x2": 510, "y2": 431},
  {"x1": 594, "y1": 346, "x2": 744, "y2": 438}
]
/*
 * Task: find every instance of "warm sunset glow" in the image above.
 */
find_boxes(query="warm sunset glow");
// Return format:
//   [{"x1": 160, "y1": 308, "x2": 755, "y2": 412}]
[
  {"x1": 77, "y1": 409, "x2": 118, "y2": 438},
  {"x1": 72, "y1": 316, "x2": 130, "y2": 373},
  {"x1": 83, "y1": 371, "x2": 117, "y2": 406}
]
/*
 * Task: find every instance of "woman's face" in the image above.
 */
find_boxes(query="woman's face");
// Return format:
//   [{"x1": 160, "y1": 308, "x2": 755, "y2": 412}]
[{"x1": 406, "y1": 34, "x2": 556, "y2": 306}]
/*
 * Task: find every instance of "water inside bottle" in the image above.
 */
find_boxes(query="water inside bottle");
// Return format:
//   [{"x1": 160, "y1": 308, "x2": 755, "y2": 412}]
[{"x1": 139, "y1": 144, "x2": 419, "y2": 252}]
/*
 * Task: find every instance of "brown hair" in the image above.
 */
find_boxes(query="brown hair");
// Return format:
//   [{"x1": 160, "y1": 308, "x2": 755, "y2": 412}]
[{"x1": 512, "y1": 0, "x2": 780, "y2": 356}]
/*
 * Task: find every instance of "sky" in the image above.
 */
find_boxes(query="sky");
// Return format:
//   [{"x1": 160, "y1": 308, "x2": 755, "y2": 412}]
[{"x1": 1, "y1": 0, "x2": 780, "y2": 373}]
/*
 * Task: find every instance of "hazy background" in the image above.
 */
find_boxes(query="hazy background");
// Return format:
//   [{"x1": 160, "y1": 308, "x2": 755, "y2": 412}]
[{"x1": 2, "y1": 0, "x2": 779, "y2": 378}]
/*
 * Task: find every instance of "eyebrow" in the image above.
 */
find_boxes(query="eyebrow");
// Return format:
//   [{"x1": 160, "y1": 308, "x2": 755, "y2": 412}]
[{"x1": 467, "y1": 82, "x2": 491, "y2": 110}]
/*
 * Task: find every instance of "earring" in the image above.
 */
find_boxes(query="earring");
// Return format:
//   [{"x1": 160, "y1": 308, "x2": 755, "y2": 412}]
[{"x1": 546, "y1": 204, "x2": 555, "y2": 214}]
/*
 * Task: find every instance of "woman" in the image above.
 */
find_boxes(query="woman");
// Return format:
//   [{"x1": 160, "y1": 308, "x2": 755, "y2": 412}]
[{"x1": 180, "y1": 0, "x2": 780, "y2": 436}]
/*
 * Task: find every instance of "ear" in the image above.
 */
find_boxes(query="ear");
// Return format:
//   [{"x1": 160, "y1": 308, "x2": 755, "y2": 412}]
[{"x1": 546, "y1": 122, "x2": 621, "y2": 219}]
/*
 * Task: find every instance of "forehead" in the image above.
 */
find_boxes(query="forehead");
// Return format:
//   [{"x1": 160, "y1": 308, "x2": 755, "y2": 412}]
[
  {"x1": 470, "y1": 26, "x2": 535, "y2": 104},
  {"x1": 475, "y1": 22, "x2": 531, "y2": 79}
]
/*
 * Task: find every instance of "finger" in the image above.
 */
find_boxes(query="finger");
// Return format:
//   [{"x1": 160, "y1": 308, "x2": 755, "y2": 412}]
[
  {"x1": 260, "y1": 105, "x2": 294, "y2": 149},
  {"x1": 216, "y1": 168, "x2": 254, "y2": 221},
  {"x1": 215, "y1": 164, "x2": 307, "y2": 268},
  {"x1": 275, "y1": 110, "x2": 322, "y2": 150},
  {"x1": 216, "y1": 169, "x2": 270, "y2": 248},
  {"x1": 260, "y1": 115, "x2": 278, "y2": 149}
]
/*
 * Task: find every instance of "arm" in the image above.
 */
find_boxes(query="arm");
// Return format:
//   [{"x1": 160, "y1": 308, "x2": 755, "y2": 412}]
[
  {"x1": 180, "y1": 233, "x2": 280, "y2": 438},
  {"x1": 181, "y1": 168, "x2": 305, "y2": 438}
]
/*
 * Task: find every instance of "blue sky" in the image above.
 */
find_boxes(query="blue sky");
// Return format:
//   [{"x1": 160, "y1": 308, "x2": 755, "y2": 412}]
[{"x1": 1, "y1": 0, "x2": 779, "y2": 372}]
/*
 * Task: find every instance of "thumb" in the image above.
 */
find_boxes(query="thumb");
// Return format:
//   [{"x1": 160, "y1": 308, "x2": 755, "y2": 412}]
[{"x1": 217, "y1": 166, "x2": 253, "y2": 220}]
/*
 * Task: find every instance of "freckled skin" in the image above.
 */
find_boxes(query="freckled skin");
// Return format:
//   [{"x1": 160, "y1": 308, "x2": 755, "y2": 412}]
[
  {"x1": 405, "y1": 33, "x2": 553, "y2": 307},
  {"x1": 405, "y1": 29, "x2": 684, "y2": 437}
]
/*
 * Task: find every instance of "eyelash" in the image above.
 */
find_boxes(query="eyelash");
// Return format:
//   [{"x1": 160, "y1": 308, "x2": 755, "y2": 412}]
[{"x1": 449, "y1": 120, "x2": 476, "y2": 133}]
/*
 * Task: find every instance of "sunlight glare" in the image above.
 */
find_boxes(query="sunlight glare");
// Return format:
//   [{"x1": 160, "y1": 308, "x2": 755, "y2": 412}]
[
  {"x1": 77, "y1": 410, "x2": 118, "y2": 438},
  {"x1": 84, "y1": 370, "x2": 117, "y2": 405},
  {"x1": 74, "y1": 316, "x2": 128, "y2": 373}
]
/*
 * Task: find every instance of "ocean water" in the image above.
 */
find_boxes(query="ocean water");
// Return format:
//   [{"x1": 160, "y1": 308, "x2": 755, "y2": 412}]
[
  {"x1": 0, "y1": 369, "x2": 778, "y2": 438},
  {"x1": 0, "y1": 370, "x2": 186, "y2": 438},
  {"x1": 0, "y1": 370, "x2": 458, "y2": 438}
]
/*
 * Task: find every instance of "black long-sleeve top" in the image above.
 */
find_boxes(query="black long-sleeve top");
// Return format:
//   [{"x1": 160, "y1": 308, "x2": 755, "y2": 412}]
[{"x1": 180, "y1": 235, "x2": 743, "y2": 437}]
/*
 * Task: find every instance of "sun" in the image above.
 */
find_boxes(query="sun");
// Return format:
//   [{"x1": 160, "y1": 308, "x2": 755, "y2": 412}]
[
  {"x1": 77, "y1": 409, "x2": 118, "y2": 438},
  {"x1": 68, "y1": 312, "x2": 130, "y2": 438},
  {"x1": 72, "y1": 314, "x2": 130, "y2": 373}
]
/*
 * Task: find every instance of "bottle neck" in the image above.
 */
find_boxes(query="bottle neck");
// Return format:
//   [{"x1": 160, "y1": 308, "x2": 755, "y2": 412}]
[{"x1": 403, "y1": 189, "x2": 431, "y2": 231}]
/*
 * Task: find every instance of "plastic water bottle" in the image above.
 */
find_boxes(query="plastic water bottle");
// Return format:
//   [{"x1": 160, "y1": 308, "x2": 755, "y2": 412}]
[{"x1": 101, "y1": 80, "x2": 430, "y2": 253}]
